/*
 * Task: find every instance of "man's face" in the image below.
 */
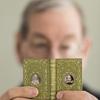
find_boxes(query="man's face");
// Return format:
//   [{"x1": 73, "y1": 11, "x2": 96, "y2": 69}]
[{"x1": 18, "y1": 6, "x2": 90, "y2": 67}]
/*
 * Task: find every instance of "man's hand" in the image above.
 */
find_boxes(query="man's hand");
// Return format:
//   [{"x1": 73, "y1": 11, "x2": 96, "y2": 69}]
[
  {"x1": 57, "y1": 91, "x2": 98, "y2": 100},
  {"x1": 0, "y1": 87, "x2": 38, "y2": 100}
]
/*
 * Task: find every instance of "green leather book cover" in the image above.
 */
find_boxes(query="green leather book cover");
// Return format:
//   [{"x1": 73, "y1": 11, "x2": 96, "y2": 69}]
[
  {"x1": 23, "y1": 59, "x2": 82, "y2": 100},
  {"x1": 56, "y1": 59, "x2": 82, "y2": 91},
  {"x1": 23, "y1": 59, "x2": 51, "y2": 100}
]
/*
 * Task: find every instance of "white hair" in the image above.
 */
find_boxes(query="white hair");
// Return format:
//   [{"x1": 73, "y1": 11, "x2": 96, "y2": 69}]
[{"x1": 24, "y1": 0, "x2": 74, "y2": 15}]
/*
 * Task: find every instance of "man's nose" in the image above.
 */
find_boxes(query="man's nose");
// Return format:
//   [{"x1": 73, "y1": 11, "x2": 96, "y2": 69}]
[{"x1": 50, "y1": 48, "x2": 61, "y2": 59}]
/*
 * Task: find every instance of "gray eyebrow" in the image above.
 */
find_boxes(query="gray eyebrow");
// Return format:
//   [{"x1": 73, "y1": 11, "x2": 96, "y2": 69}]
[
  {"x1": 32, "y1": 32, "x2": 47, "y2": 39},
  {"x1": 64, "y1": 34, "x2": 77, "y2": 40},
  {"x1": 31, "y1": 32, "x2": 50, "y2": 43}
]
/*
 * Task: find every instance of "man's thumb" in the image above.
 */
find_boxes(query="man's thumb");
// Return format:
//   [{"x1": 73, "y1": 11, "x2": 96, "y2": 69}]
[{"x1": 56, "y1": 91, "x2": 64, "y2": 100}]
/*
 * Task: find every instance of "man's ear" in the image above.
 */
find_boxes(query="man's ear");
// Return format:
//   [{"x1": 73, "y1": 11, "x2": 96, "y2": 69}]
[
  {"x1": 81, "y1": 36, "x2": 92, "y2": 58},
  {"x1": 15, "y1": 32, "x2": 23, "y2": 63},
  {"x1": 80, "y1": 37, "x2": 92, "y2": 68}
]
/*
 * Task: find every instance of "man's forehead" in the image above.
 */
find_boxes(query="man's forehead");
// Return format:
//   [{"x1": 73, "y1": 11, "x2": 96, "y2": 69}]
[
  {"x1": 29, "y1": 5, "x2": 81, "y2": 23},
  {"x1": 28, "y1": 7, "x2": 82, "y2": 42}
]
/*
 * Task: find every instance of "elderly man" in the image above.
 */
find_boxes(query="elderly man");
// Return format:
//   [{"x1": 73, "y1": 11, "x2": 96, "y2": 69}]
[{"x1": 0, "y1": 0, "x2": 99, "y2": 100}]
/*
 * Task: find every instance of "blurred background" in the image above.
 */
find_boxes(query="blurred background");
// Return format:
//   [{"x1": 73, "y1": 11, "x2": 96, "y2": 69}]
[{"x1": 0, "y1": 0, "x2": 100, "y2": 94}]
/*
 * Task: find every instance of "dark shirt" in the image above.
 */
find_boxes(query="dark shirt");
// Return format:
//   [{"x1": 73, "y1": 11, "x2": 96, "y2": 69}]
[{"x1": 83, "y1": 85, "x2": 100, "y2": 100}]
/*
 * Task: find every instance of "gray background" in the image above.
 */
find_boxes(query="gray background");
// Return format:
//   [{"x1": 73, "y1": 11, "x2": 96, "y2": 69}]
[{"x1": 0, "y1": 0, "x2": 100, "y2": 94}]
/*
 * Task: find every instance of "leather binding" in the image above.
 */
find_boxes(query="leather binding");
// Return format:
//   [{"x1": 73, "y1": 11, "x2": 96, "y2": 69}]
[{"x1": 23, "y1": 59, "x2": 82, "y2": 100}]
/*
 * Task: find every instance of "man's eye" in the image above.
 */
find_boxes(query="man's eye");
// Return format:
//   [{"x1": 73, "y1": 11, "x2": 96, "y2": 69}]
[
  {"x1": 34, "y1": 43, "x2": 47, "y2": 49},
  {"x1": 60, "y1": 45, "x2": 70, "y2": 50}
]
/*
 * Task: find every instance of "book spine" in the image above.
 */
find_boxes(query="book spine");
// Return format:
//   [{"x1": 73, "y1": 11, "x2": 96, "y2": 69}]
[{"x1": 50, "y1": 59, "x2": 56, "y2": 100}]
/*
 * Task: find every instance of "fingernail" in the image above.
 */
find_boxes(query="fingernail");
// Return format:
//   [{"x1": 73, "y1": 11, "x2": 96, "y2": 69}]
[
  {"x1": 57, "y1": 92, "x2": 63, "y2": 100},
  {"x1": 30, "y1": 88, "x2": 38, "y2": 96}
]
